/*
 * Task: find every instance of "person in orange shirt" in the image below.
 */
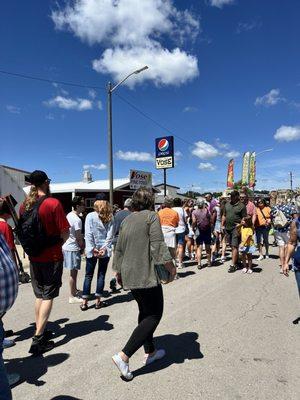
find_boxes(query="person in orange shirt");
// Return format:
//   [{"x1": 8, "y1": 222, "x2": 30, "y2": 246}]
[
  {"x1": 255, "y1": 199, "x2": 271, "y2": 260},
  {"x1": 158, "y1": 197, "x2": 179, "y2": 260}
]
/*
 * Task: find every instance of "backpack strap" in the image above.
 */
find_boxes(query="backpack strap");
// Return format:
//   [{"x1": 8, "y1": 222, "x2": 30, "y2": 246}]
[{"x1": 259, "y1": 207, "x2": 267, "y2": 221}]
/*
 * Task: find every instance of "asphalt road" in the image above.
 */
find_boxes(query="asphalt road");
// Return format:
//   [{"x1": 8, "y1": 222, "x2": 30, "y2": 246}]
[{"x1": 4, "y1": 248, "x2": 300, "y2": 400}]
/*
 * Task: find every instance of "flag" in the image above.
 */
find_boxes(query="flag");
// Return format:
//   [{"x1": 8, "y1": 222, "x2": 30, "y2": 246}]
[
  {"x1": 242, "y1": 152, "x2": 250, "y2": 185},
  {"x1": 249, "y1": 152, "x2": 256, "y2": 188},
  {"x1": 227, "y1": 159, "x2": 234, "y2": 188}
]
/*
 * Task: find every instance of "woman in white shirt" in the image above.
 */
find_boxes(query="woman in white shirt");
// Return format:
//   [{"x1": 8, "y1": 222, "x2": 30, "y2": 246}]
[{"x1": 172, "y1": 198, "x2": 187, "y2": 269}]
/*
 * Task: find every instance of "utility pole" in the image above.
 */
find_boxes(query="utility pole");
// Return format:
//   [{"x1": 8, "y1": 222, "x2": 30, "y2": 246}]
[
  {"x1": 107, "y1": 82, "x2": 113, "y2": 206},
  {"x1": 290, "y1": 171, "x2": 293, "y2": 191},
  {"x1": 106, "y1": 67, "x2": 148, "y2": 206}
]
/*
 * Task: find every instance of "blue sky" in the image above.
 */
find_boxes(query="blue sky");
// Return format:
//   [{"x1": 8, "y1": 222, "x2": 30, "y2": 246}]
[{"x1": 1, "y1": 0, "x2": 300, "y2": 192}]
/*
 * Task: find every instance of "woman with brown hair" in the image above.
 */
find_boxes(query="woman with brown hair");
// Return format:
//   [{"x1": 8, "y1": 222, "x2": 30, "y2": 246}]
[
  {"x1": 112, "y1": 187, "x2": 176, "y2": 380},
  {"x1": 81, "y1": 200, "x2": 113, "y2": 311}
]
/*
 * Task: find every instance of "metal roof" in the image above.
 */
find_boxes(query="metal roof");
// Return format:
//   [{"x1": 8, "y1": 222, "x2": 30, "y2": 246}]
[{"x1": 23, "y1": 178, "x2": 130, "y2": 194}]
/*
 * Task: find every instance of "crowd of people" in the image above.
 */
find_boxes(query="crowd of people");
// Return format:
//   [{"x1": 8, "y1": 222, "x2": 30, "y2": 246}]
[{"x1": 0, "y1": 170, "x2": 300, "y2": 395}]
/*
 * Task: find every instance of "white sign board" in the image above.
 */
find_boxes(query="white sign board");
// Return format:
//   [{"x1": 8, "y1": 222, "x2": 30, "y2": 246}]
[
  {"x1": 130, "y1": 170, "x2": 152, "y2": 190},
  {"x1": 155, "y1": 156, "x2": 174, "y2": 169}
]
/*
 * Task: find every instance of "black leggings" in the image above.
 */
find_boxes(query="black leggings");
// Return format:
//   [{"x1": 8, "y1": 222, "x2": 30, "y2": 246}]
[{"x1": 122, "y1": 285, "x2": 164, "y2": 358}]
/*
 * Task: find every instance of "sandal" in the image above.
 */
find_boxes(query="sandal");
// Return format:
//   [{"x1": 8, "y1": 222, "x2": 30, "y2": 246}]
[
  {"x1": 80, "y1": 304, "x2": 88, "y2": 311},
  {"x1": 95, "y1": 301, "x2": 108, "y2": 309}
]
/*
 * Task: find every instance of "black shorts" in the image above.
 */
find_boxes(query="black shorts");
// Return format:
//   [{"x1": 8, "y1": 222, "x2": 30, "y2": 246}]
[
  {"x1": 30, "y1": 261, "x2": 63, "y2": 300},
  {"x1": 226, "y1": 228, "x2": 240, "y2": 248}
]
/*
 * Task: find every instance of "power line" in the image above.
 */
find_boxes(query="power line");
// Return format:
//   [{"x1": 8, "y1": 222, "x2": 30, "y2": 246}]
[
  {"x1": 0, "y1": 69, "x2": 105, "y2": 90},
  {"x1": 115, "y1": 93, "x2": 195, "y2": 147},
  {"x1": 0, "y1": 68, "x2": 195, "y2": 147}
]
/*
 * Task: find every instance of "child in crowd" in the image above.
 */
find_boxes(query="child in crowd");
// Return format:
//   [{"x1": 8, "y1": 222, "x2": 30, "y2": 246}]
[{"x1": 239, "y1": 216, "x2": 256, "y2": 274}]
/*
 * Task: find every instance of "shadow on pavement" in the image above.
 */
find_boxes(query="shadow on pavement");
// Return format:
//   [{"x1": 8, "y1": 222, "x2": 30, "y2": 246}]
[
  {"x1": 54, "y1": 315, "x2": 113, "y2": 347},
  {"x1": 105, "y1": 291, "x2": 134, "y2": 306},
  {"x1": 51, "y1": 396, "x2": 83, "y2": 400},
  {"x1": 177, "y1": 271, "x2": 196, "y2": 278},
  {"x1": 252, "y1": 267, "x2": 263, "y2": 273},
  {"x1": 14, "y1": 319, "x2": 69, "y2": 343},
  {"x1": 133, "y1": 332, "x2": 203, "y2": 378},
  {"x1": 6, "y1": 353, "x2": 70, "y2": 387}
]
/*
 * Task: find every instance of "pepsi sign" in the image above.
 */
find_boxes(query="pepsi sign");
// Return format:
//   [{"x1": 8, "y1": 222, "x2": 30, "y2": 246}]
[{"x1": 155, "y1": 136, "x2": 174, "y2": 169}]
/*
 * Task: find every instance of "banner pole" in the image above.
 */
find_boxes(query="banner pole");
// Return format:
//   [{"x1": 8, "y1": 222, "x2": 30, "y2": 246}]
[{"x1": 164, "y1": 169, "x2": 167, "y2": 197}]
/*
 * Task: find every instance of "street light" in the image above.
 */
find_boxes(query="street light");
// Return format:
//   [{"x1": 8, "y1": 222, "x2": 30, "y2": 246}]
[
  {"x1": 107, "y1": 66, "x2": 149, "y2": 205},
  {"x1": 256, "y1": 148, "x2": 273, "y2": 157}
]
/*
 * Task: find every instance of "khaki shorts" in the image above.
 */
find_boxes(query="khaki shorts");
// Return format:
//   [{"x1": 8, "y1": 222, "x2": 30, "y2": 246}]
[{"x1": 274, "y1": 231, "x2": 289, "y2": 247}]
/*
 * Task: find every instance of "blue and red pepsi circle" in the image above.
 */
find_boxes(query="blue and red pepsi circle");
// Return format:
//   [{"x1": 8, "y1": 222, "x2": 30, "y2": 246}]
[{"x1": 158, "y1": 139, "x2": 169, "y2": 152}]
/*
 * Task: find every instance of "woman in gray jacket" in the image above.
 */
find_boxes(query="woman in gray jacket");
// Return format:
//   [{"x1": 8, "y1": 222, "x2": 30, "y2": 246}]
[{"x1": 112, "y1": 188, "x2": 176, "y2": 380}]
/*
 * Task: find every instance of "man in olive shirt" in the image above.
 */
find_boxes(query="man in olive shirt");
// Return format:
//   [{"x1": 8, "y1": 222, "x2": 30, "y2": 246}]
[{"x1": 222, "y1": 191, "x2": 247, "y2": 273}]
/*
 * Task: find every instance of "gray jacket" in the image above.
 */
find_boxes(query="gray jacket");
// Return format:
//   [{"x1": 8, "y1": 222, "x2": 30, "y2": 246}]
[{"x1": 112, "y1": 210, "x2": 172, "y2": 290}]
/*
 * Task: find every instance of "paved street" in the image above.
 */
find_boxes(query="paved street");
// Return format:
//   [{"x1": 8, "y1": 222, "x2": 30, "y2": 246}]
[{"x1": 4, "y1": 249, "x2": 300, "y2": 400}]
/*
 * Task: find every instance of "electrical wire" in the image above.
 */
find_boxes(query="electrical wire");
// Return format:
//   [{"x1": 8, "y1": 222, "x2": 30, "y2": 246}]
[
  {"x1": 0, "y1": 69, "x2": 106, "y2": 90},
  {"x1": 0, "y1": 68, "x2": 195, "y2": 146},
  {"x1": 115, "y1": 93, "x2": 195, "y2": 147}
]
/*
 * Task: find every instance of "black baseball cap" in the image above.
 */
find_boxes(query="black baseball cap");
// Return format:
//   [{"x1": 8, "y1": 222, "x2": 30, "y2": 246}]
[{"x1": 26, "y1": 170, "x2": 50, "y2": 186}]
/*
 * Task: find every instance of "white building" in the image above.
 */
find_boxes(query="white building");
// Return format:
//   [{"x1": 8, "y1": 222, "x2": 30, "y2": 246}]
[
  {"x1": 154, "y1": 183, "x2": 191, "y2": 205},
  {"x1": 0, "y1": 165, "x2": 30, "y2": 212}
]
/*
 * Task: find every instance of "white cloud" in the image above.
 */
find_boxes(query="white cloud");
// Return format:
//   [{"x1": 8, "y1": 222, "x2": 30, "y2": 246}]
[
  {"x1": 236, "y1": 19, "x2": 261, "y2": 34},
  {"x1": 83, "y1": 163, "x2": 107, "y2": 170},
  {"x1": 255, "y1": 89, "x2": 286, "y2": 107},
  {"x1": 209, "y1": 0, "x2": 235, "y2": 8},
  {"x1": 183, "y1": 106, "x2": 198, "y2": 113},
  {"x1": 215, "y1": 138, "x2": 229, "y2": 149},
  {"x1": 274, "y1": 125, "x2": 300, "y2": 142},
  {"x1": 97, "y1": 101, "x2": 103, "y2": 110},
  {"x1": 174, "y1": 151, "x2": 183, "y2": 161},
  {"x1": 93, "y1": 45, "x2": 198, "y2": 87},
  {"x1": 46, "y1": 113, "x2": 54, "y2": 120},
  {"x1": 44, "y1": 95, "x2": 93, "y2": 111},
  {"x1": 115, "y1": 150, "x2": 154, "y2": 162},
  {"x1": 88, "y1": 89, "x2": 97, "y2": 99},
  {"x1": 225, "y1": 150, "x2": 240, "y2": 158},
  {"x1": 6, "y1": 105, "x2": 21, "y2": 114},
  {"x1": 192, "y1": 141, "x2": 219, "y2": 159},
  {"x1": 198, "y1": 162, "x2": 216, "y2": 171},
  {"x1": 51, "y1": 0, "x2": 200, "y2": 87}
]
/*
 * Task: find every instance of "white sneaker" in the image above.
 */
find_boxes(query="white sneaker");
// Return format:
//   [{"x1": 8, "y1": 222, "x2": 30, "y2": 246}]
[
  {"x1": 3, "y1": 338, "x2": 15, "y2": 349},
  {"x1": 69, "y1": 296, "x2": 82, "y2": 304},
  {"x1": 258, "y1": 255, "x2": 264, "y2": 261},
  {"x1": 112, "y1": 354, "x2": 133, "y2": 381},
  {"x1": 242, "y1": 268, "x2": 248, "y2": 274},
  {"x1": 144, "y1": 349, "x2": 166, "y2": 366},
  {"x1": 265, "y1": 255, "x2": 270, "y2": 259},
  {"x1": 178, "y1": 263, "x2": 184, "y2": 269}
]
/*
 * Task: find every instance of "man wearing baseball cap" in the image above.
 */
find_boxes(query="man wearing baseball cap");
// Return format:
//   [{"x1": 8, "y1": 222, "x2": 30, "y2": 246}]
[{"x1": 20, "y1": 170, "x2": 70, "y2": 355}]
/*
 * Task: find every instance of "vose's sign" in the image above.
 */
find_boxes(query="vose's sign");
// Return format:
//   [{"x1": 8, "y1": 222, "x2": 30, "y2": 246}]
[
  {"x1": 155, "y1": 136, "x2": 174, "y2": 169},
  {"x1": 130, "y1": 170, "x2": 152, "y2": 190}
]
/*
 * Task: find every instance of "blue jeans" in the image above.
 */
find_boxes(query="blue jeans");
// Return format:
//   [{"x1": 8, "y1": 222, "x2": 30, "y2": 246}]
[
  {"x1": 82, "y1": 257, "x2": 109, "y2": 298},
  {"x1": 0, "y1": 320, "x2": 12, "y2": 400},
  {"x1": 256, "y1": 226, "x2": 270, "y2": 253}
]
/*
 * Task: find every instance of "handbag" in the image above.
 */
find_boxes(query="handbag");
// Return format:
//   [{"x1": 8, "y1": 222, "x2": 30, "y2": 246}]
[{"x1": 155, "y1": 264, "x2": 171, "y2": 284}]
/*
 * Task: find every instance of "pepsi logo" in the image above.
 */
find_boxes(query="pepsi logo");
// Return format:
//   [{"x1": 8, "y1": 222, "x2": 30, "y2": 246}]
[{"x1": 158, "y1": 139, "x2": 169, "y2": 152}]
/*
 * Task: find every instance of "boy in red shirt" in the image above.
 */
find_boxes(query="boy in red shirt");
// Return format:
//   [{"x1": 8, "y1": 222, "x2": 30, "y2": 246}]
[{"x1": 20, "y1": 170, "x2": 69, "y2": 355}]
